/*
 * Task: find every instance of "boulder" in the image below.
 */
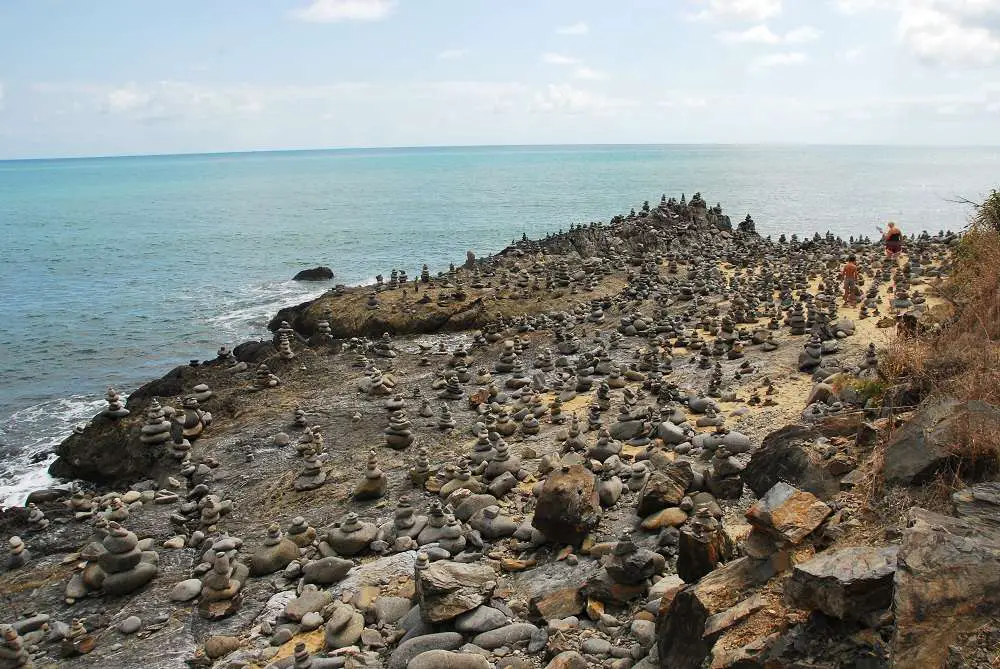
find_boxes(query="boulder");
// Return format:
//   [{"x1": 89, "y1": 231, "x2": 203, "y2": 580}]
[
  {"x1": 657, "y1": 557, "x2": 779, "y2": 669},
  {"x1": 204, "y1": 635, "x2": 241, "y2": 659},
  {"x1": 584, "y1": 571, "x2": 648, "y2": 605},
  {"x1": 471, "y1": 622, "x2": 539, "y2": 649},
  {"x1": 637, "y1": 462, "x2": 693, "y2": 516},
  {"x1": 677, "y1": 520, "x2": 737, "y2": 583},
  {"x1": 742, "y1": 424, "x2": 839, "y2": 500},
  {"x1": 388, "y1": 632, "x2": 464, "y2": 669},
  {"x1": 881, "y1": 398, "x2": 982, "y2": 485},
  {"x1": 785, "y1": 545, "x2": 898, "y2": 621},
  {"x1": 657, "y1": 421, "x2": 688, "y2": 445},
  {"x1": 417, "y1": 561, "x2": 496, "y2": 622},
  {"x1": 745, "y1": 482, "x2": 831, "y2": 545},
  {"x1": 454, "y1": 605, "x2": 507, "y2": 634},
  {"x1": 293, "y1": 266, "x2": 335, "y2": 281},
  {"x1": 285, "y1": 588, "x2": 333, "y2": 622},
  {"x1": 892, "y1": 507, "x2": 1000, "y2": 668},
  {"x1": 375, "y1": 596, "x2": 414, "y2": 626},
  {"x1": 324, "y1": 603, "x2": 364, "y2": 649},
  {"x1": 532, "y1": 465, "x2": 601, "y2": 545},
  {"x1": 170, "y1": 578, "x2": 203, "y2": 602},
  {"x1": 249, "y1": 538, "x2": 300, "y2": 576},
  {"x1": 407, "y1": 650, "x2": 492, "y2": 669},
  {"x1": 302, "y1": 556, "x2": 353, "y2": 585},
  {"x1": 952, "y1": 482, "x2": 1000, "y2": 533},
  {"x1": 544, "y1": 651, "x2": 589, "y2": 669}
]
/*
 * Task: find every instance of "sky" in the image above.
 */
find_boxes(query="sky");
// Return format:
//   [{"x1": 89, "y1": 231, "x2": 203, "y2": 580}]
[{"x1": 0, "y1": 0, "x2": 998, "y2": 158}]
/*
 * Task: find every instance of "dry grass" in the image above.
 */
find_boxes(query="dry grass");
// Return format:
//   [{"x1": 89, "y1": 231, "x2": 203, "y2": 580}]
[{"x1": 876, "y1": 217, "x2": 1000, "y2": 492}]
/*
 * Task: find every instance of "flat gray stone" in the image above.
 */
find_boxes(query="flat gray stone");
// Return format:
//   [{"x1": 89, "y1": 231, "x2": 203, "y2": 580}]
[
  {"x1": 454, "y1": 606, "x2": 508, "y2": 634},
  {"x1": 169, "y1": 578, "x2": 203, "y2": 602},
  {"x1": 471, "y1": 623, "x2": 539, "y2": 650},
  {"x1": 119, "y1": 616, "x2": 142, "y2": 635},
  {"x1": 388, "y1": 632, "x2": 464, "y2": 669}
]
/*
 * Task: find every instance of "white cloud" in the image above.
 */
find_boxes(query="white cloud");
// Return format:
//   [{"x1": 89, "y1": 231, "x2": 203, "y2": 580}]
[
  {"x1": 899, "y1": 4, "x2": 1000, "y2": 66},
  {"x1": 556, "y1": 21, "x2": 589, "y2": 35},
  {"x1": 437, "y1": 49, "x2": 468, "y2": 60},
  {"x1": 843, "y1": 46, "x2": 866, "y2": 60},
  {"x1": 717, "y1": 24, "x2": 821, "y2": 44},
  {"x1": 751, "y1": 51, "x2": 808, "y2": 69},
  {"x1": 657, "y1": 94, "x2": 710, "y2": 109},
  {"x1": 835, "y1": 0, "x2": 1000, "y2": 66},
  {"x1": 833, "y1": 0, "x2": 892, "y2": 13},
  {"x1": 532, "y1": 84, "x2": 637, "y2": 115},
  {"x1": 573, "y1": 66, "x2": 606, "y2": 80},
  {"x1": 36, "y1": 79, "x2": 646, "y2": 124},
  {"x1": 785, "y1": 26, "x2": 823, "y2": 43},
  {"x1": 690, "y1": 0, "x2": 783, "y2": 22},
  {"x1": 106, "y1": 87, "x2": 154, "y2": 114},
  {"x1": 542, "y1": 52, "x2": 581, "y2": 66},
  {"x1": 717, "y1": 24, "x2": 781, "y2": 43},
  {"x1": 292, "y1": 0, "x2": 395, "y2": 23}
]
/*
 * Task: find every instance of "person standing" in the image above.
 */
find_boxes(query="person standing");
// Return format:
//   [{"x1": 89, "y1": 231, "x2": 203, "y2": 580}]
[
  {"x1": 841, "y1": 254, "x2": 860, "y2": 306},
  {"x1": 883, "y1": 221, "x2": 903, "y2": 257}
]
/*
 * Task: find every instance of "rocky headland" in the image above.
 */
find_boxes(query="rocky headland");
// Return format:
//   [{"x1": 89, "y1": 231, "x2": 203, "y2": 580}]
[{"x1": 2, "y1": 192, "x2": 996, "y2": 669}]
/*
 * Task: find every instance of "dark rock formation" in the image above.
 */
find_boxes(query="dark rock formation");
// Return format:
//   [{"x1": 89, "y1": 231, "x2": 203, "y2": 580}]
[
  {"x1": 883, "y1": 399, "x2": 1000, "y2": 484},
  {"x1": 786, "y1": 545, "x2": 898, "y2": 621},
  {"x1": 292, "y1": 266, "x2": 334, "y2": 281},
  {"x1": 657, "y1": 556, "x2": 779, "y2": 669},
  {"x1": 893, "y1": 506, "x2": 1000, "y2": 668},
  {"x1": 742, "y1": 424, "x2": 840, "y2": 500},
  {"x1": 532, "y1": 465, "x2": 601, "y2": 545}
]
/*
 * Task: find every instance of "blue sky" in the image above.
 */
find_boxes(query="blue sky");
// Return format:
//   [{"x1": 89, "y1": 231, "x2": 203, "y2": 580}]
[{"x1": 0, "y1": 0, "x2": 998, "y2": 158}]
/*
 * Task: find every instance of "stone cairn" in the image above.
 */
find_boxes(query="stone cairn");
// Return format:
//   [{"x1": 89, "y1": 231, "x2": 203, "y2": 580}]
[
  {"x1": 139, "y1": 399, "x2": 171, "y2": 446},
  {"x1": 101, "y1": 387, "x2": 129, "y2": 419},
  {"x1": 64, "y1": 522, "x2": 158, "y2": 603}
]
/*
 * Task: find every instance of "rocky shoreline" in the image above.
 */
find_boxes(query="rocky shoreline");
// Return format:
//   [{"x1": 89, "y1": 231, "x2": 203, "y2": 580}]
[{"x1": 2, "y1": 193, "x2": 994, "y2": 669}]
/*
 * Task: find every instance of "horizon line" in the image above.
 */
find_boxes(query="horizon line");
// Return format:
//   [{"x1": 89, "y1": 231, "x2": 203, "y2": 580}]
[{"x1": 3, "y1": 141, "x2": 999, "y2": 163}]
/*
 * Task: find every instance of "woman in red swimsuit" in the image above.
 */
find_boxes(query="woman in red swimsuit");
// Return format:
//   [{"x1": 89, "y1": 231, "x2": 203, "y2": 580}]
[{"x1": 883, "y1": 221, "x2": 903, "y2": 257}]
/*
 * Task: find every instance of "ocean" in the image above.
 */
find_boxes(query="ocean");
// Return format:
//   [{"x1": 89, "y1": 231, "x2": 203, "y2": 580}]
[{"x1": 2, "y1": 144, "x2": 998, "y2": 505}]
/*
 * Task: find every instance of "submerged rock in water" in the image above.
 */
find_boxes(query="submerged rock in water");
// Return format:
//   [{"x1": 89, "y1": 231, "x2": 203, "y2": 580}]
[{"x1": 293, "y1": 266, "x2": 335, "y2": 281}]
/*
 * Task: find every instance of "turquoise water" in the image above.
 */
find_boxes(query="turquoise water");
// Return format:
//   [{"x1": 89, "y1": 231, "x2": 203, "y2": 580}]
[{"x1": 2, "y1": 144, "x2": 998, "y2": 503}]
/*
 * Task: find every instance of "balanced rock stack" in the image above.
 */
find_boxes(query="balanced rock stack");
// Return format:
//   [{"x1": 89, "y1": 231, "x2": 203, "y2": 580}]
[
  {"x1": 199, "y1": 549, "x2": 249, "y2": 620},
  {"x1": 139, "y1": 399, "x2": 171, "y2": 446},
  {"x1": 5, "y1": 537, "x2": 29, "y2": 571},
  {"x1": 65, "y1": 521, "x2": 158, "y2": 602},
  {"x1": 353, "y1": 450, "x2": 387, "y2": 500},
  {"x1": 384, "y1": 410, "x2": 415, "y2": 450},
  {"x1": 0, "y1": 625, "x2": 31, "y2": 668},
  {"x1": 101, "y1": 387, "x2": 130, "y2": 419},
  {"x1": 249, "y1": 523, "x2": 300, "y2": 576}
]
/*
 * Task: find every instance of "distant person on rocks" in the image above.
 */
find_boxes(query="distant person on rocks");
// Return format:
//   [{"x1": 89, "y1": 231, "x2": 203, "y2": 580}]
[
  {"x1": 883, "y1": 221, "x2": 903, "y2": 257},
  {"x1": 841, "y1": 254, "x2": 860, "y2": 306}
]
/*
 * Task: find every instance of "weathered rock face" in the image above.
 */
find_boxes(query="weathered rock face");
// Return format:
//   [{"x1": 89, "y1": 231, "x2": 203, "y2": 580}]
[
  {"x1": 892, "y1": 507, "x2": 1000, "y2": 669},
  {"x1": 292, "y1": 266, "x2": 334, "y2": 281},
  {"x1": 786, "y1": 545, "x2": 898, "y2": 621},
  {"x1": 49, "y1": 408, "x2": 166, "y2": 486},
  {"x1": 532, "y1": 465, "x2": 601, "y2": 545},
  {"x1": 637, "y1": 462, "x2": 693, "y2": 517},
  {"x1": 676, "y1": 518, "x2": 737, "y2": 583},
  {"x1": 49, "y1": 364, "x2": 225, "y2": 485},
  {"x1": 880, "y1": 399, "x2": 997, "y2": 485},
  {"x1": 952, "y1": 481, "x2": 1000, "y2": 533},
  {"x1": 742, "y1": 424, "x2": 840, "y2": 500},
  {"x1": 417, "y1": 561, "x2": 496, "y2": 623},
  {"x1": 657, "y1": 557, "x2": 779, "y2": 669},
  {"x1": 746, "y1": 482, "x2": 832, "y2": 545}
]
